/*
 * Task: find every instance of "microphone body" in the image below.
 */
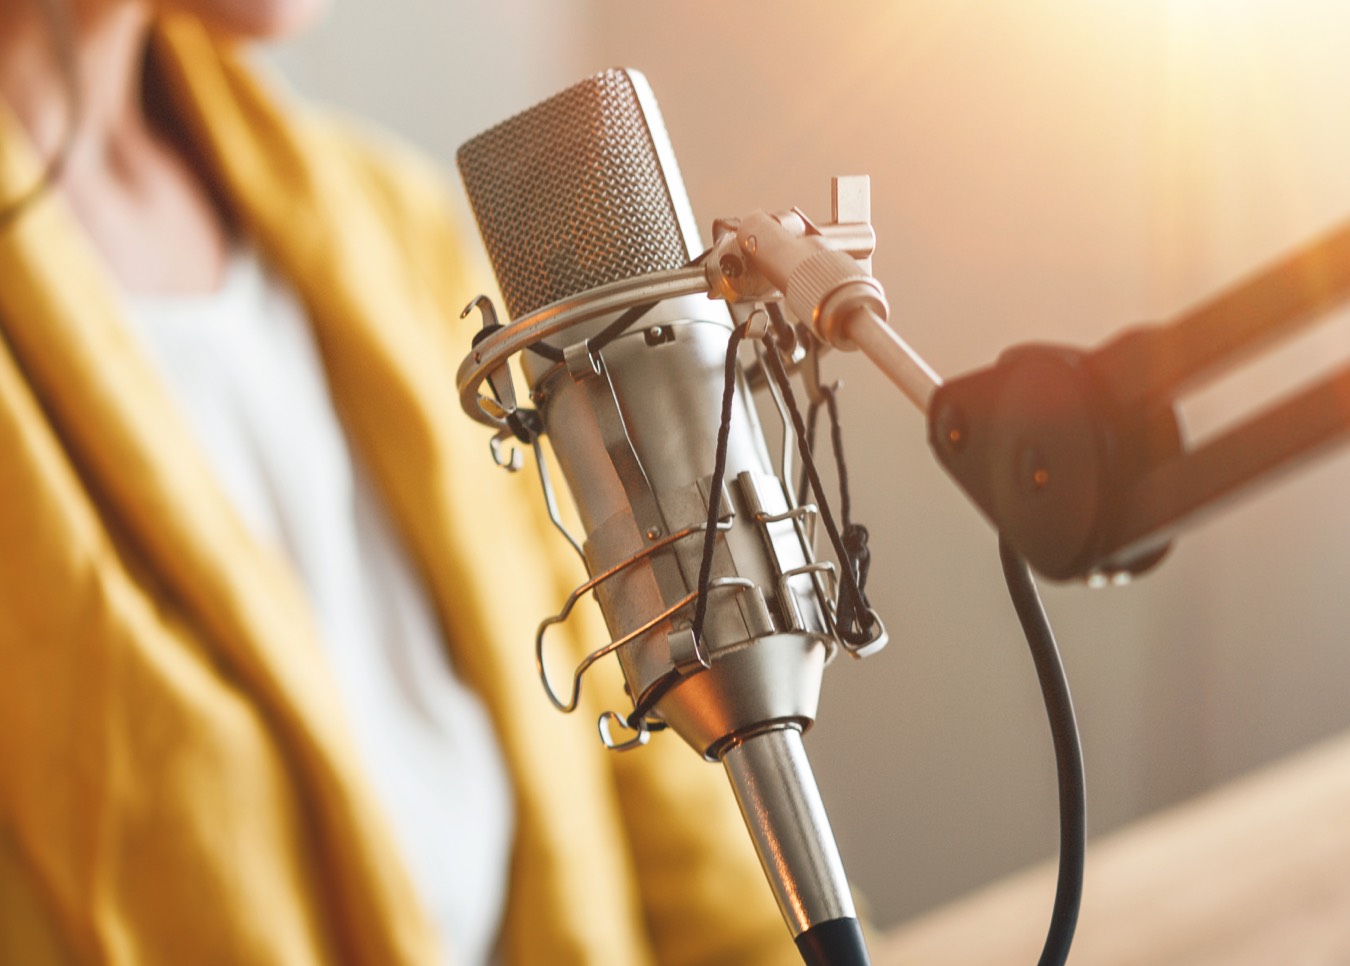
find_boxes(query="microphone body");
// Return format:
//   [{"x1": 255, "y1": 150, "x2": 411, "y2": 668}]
[{"x1": 457, "y1": 69, "x2": 868, "y2": 964}]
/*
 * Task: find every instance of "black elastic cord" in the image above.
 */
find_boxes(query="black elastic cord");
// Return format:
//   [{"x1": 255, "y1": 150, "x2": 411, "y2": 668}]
[
  {"x1": 781, "y1": 307, "x2": 873, "y2": 628},
  {"x1": 526, "y1": 341, "x2": 566, "y2": 363},
  {"x1": 528, "y1": 296, "x2": 661, "y2": 364},
  {"x1": 762, "y1": 332, "x2": 874, "y2": 644},
  {"x1": 527, "y1": 293, "x2": 661, "y2": 364},
  {"x1": 690, "y1": 322, "x2": 749, "y2": 649},
  {"x1": 825, "y1": 391, "x2": 852, "y2": 524},
  {"x1": 820, "y1": 385, "x2": 873, "y2": 629},
  {"x1": 797, "y1": 396, "x2": 822, "y2": 508},
  {"x1": 527, "y1": 300, "x2": 655, "y2": 366},
  {"x1": 998, "y1": 535, "x2": 1086, "y2": 966},
  {"x1": 527, "y1": 249, "x2": 711, "y2": 364},
  {"x1": 588, "y1": 300, "x2": 659, "y2": 354},
  {"x1": 626, "y1": 669, "x2": 678, "y2": 731},
  {"x1": 626, "y1": 319, "x2": 746, "y2": 732}
]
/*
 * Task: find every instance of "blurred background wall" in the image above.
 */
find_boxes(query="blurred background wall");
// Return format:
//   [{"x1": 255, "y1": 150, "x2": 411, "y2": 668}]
[{"x1": 270, "y1": 0, "x2": 1350, "y2": 931}]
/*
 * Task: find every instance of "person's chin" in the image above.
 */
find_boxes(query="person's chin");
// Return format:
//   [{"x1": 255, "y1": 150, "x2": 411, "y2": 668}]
[{"x1": 178, "y1": 0, "x2": 330, "y2": 42}]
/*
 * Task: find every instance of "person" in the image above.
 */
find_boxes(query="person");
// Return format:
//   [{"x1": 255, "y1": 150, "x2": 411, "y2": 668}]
[{"x1": 0, "y1": 1, "x2": 796, "y2": 962}]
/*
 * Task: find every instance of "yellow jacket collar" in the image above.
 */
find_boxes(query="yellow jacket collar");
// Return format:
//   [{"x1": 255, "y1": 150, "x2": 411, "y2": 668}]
[{"x1": 0, "y1": 18, "x2": 440, "y2": 963}]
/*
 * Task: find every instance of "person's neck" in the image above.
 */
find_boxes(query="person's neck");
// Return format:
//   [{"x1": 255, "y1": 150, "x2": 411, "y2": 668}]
[
  {"x1": 0, "y1": 0, "x2": 158, "y2": 185},
  {"x1": 0, "y1": 1, "x2": 236, "y2": 295}
]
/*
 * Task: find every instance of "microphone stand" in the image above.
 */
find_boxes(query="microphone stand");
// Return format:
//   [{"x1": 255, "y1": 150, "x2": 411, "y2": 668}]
[
  {"x1": 712, "y1": 177, "x2": 1350, "y2": 965},
  {"x1": 925, "y1": 214, "x2": 1350, "y2": 582},
  {"x1": 717, "y1": 176, "x2": 1350, "y2": 584}
]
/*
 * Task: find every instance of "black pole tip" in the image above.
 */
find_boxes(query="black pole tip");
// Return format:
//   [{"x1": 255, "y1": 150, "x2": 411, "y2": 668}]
[{"x1": 794, "y1": 916, "x2": 870, "y2": 966}]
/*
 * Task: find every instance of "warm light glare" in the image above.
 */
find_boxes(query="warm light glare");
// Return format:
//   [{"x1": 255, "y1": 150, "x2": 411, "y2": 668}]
[{"x1": 1148, "y1": 2, "x2": 1350, "y2": 458}]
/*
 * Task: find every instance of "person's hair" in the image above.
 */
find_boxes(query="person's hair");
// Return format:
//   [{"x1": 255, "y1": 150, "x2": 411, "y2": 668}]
[{"x1": 0, "y1": 0, "x2": 82, "y2": 232}]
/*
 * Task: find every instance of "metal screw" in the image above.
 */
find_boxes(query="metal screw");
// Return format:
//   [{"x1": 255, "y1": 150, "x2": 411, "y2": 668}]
[
  {"x1": 1019, "y1": 445, "x2": 1051, "y2": 493},
  {"x1": 644, "y1": 326, "x2": 675, "y2": 346},
  {"x1": 934, "y1": 403, "x2": 967, "y2": 453},
  {"x1": 719, "y1": 253, "x2": 744, "y2": 279},
  {"x1": 645, "y1": 526, "x2": 663, "y2": 540}
]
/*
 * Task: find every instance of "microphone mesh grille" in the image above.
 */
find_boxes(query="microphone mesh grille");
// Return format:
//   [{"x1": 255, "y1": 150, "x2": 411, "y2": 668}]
[{"x1": 457, "y1": 69, "x2": 693, "y2": 320}]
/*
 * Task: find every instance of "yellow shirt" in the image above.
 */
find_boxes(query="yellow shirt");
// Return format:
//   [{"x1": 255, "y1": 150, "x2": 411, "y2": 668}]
[{"x1": 0, "y1": 15, "x2": 793, "y2": 965}]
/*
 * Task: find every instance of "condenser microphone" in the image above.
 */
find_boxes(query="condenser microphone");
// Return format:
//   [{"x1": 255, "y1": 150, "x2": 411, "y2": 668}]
[{"x1": 457, "y1": 68, "x2": 873, "y2": 966}]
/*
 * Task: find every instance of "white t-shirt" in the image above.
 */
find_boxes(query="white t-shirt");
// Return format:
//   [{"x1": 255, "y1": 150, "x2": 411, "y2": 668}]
[{"x1": 123, "y1": 246, "x2": 514, "y2": 966}]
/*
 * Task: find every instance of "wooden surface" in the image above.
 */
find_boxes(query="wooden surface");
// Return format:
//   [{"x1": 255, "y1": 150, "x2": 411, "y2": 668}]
[{"x1": 877, "y1": 730, "x2": 1350, "y2": 965}]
